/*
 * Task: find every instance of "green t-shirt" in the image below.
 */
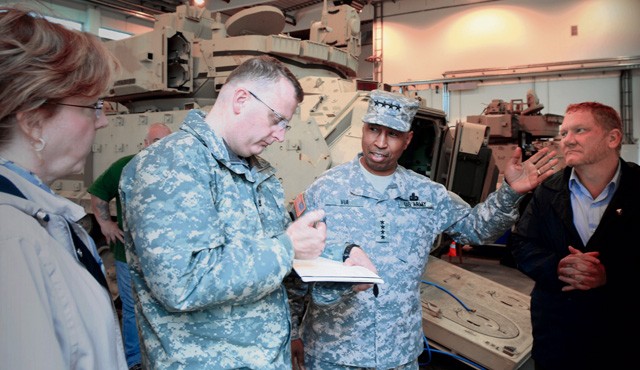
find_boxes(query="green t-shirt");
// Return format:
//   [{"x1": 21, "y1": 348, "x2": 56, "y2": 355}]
[{"x1": 87, "y1": 154, "x2": 135, "y2": 262}]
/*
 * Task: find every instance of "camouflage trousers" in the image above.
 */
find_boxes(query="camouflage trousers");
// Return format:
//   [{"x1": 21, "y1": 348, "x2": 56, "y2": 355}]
[{"x1": 303, "y1": 354, "x2": 418, "y2": 370}]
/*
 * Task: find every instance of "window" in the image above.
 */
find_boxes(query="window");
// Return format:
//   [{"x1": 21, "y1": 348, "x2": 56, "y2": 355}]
[
  {"x1": 99, "y1": 27, "x2": 132, "y2": 40},
  {"x1": 44, "y1": 15, "x2": 82, "y2": 31}
]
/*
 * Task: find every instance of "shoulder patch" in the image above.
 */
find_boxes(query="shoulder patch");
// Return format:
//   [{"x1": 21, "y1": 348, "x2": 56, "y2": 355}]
[{"x1": 294, "y1": 193, "x2": 307, "y2": 218}]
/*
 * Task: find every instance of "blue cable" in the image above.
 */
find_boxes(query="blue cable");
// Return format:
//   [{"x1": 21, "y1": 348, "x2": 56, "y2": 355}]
[
  {"x1": 421, "y1": 280, "x2": 475, "y2": 312},
  {"x1": 419, "y1": 335, "x2": 487, "y2": 370},
  {"x1": 419, "y1": 280, "x2": 485, "y2": 369}
]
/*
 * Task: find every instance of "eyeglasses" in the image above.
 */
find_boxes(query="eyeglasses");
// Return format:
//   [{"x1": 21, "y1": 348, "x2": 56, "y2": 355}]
[
  {"x1": 247, "y1": 91, "x2": 290, "y2": 131},
  {"x1": 45, "y1": 99, "x2": 104, "y2": 119}
]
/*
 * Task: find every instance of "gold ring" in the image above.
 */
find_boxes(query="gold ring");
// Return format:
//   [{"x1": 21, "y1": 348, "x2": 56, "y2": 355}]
[{"x1": 536, "y1": 169, "x2": 542, "y2": 176}]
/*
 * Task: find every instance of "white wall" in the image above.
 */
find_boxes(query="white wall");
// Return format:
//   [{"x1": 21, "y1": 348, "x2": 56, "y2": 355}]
[
  {"x1": 335, "y1": 0, "x2": 637, "y2": 81},
  {"x1": 355, "y1": 0, "x2": 640, "y2": 162}
]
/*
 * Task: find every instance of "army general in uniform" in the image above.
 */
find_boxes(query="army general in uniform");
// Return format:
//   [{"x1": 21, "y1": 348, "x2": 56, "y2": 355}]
[{"x1": 288, "y1": 89, "x2": 558, "y2": 370}]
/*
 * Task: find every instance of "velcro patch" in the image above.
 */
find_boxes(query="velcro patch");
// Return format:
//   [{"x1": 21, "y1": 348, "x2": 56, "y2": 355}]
[{"x1": 293, "y1": 193, "x2": 307, "y2": 218}]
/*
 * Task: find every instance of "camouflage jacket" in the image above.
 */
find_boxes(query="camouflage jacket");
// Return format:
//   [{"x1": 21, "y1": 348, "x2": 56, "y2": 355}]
[
  {"x1": 289, "y1": 154, "x2": 522, "y2": 368},
  {"x1": 120, "y1": 110, "x2": 294, "y2": 369}
]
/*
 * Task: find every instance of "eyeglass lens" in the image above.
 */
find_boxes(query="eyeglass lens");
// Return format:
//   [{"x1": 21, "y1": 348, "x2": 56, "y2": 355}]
[{"x1": 248, "y1": 91, "x2": 290, "y2": 130}]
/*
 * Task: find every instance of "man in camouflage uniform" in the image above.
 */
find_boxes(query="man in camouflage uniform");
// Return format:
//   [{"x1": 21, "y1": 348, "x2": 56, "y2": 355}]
[
  {"x1": 119, "y1": 56, "x2": 326, "y2": 369},
  {"x1": 288, "y1": 89, "x2": 558, "y2": 370}
]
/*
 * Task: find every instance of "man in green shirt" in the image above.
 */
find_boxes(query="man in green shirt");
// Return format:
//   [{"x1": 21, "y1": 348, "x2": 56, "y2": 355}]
[{"x1": 88, "y1": 122, "x2": 172, "y2": 370}]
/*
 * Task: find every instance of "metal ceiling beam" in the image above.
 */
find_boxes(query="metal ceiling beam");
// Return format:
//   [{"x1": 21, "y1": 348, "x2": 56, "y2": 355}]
[
  {"x1": 84, "y1": 0, "x2": 160, "y2": 21},
  {"x1": 206, "y1": 0, "x2": 274, "y2": 12}
]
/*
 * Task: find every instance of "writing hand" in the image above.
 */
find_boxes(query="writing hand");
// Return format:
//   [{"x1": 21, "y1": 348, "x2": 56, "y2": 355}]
[{"x1": 287, "y1": 210, "x2": 326, "y2": 260}]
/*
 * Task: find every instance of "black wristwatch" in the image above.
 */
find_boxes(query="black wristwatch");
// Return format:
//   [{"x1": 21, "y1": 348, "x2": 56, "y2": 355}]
[{"x1": 343, "y1": 243, "x2": 361, "y2": 262}]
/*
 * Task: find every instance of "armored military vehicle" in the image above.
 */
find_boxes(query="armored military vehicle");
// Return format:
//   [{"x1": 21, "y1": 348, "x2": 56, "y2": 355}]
[
  {"x1": 53, "y1": 2, "x2": 457, "y2": 217},
  {"x1": 452, "y1": 90, "x2": 564, "y2": 207}
]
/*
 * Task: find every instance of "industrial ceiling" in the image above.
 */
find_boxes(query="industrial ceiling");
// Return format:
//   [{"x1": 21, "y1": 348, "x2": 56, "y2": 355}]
[{"x1": 82, "y1": 0, "x2": 363, "y2": 23}]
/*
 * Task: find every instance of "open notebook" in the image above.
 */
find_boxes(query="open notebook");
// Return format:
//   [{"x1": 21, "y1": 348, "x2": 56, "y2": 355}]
[{"x1": 293, "y1": 257, "x2": 384, "y2": 284}]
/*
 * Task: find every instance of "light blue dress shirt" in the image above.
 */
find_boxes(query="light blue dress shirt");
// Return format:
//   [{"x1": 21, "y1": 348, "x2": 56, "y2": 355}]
[{"x1": 569, "y1": 163, "x2": 621, "y2": 245}]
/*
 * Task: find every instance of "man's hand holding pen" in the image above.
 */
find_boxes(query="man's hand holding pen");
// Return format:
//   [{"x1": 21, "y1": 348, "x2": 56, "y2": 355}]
[{"x1": 287, "y1": 209, "x2": 327, "y2": 260}]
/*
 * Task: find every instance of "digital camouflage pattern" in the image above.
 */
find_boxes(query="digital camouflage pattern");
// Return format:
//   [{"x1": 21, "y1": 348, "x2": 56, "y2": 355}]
[
  {"x1": 120, "y1": 110, "x2": 295, "y2": 369},
  {"x1": 288, "y1": 154, "x2": 523, "y2": 369},
  {"x1": 362, "y1": 89, "x2": 419, "y2": 133}
]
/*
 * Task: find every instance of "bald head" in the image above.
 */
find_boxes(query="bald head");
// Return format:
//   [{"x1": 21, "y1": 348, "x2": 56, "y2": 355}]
[{"x1": 144, "y1": 123, "x2": 172, "y2": 147}]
